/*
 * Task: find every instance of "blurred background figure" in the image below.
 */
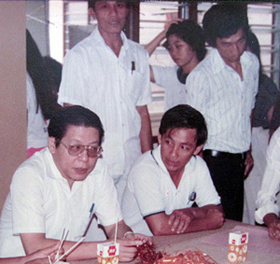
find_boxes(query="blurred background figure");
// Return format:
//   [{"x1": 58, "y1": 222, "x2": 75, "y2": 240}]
[
  {"x1": 255, "y1": 126, "x2": 280, "y2": 240},
  {"x1": 269, "y1": 89, "x2": 280, "y2": 138},
  {"x1": 243, "y1": 31, "x2": 279, "y2": 224},
  {"x1": 145, "y1": 19, "x2": 207, "y2": 111},
  {"x1": 43, "y1": 56, "x2": 62, "y2": 104},
  {"x1": 26, "y1": 30, "x2": 61, "y2": 158}
]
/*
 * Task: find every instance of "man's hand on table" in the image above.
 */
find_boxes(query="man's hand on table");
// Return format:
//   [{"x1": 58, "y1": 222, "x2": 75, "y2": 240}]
[
  {"x1": 268, "y1": 218, "x2": 280, "y2": 241},
  {"x1": 167, "y1": 209, "x2": 194, "y2": 234},
  {"x1": 24, "y1": 243, "x2": 63, "y2": 264},
  {"x1": 117, "y1": 233, "x2": 152, "y2": 262},
  {"x1": 205, "y1": 208, "x2": 225, "y2": 230},
  {"x1": 167, "y1": 206, "x2": 224, "y2": 234}
]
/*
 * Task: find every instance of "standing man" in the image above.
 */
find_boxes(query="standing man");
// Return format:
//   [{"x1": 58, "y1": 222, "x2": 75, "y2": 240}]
[
  {"x1": 185, "y1": 3, "x2": 259, "y2": 221},
  {"x1": 58, "y1": 0, "x2": 153, "y2": 201}
]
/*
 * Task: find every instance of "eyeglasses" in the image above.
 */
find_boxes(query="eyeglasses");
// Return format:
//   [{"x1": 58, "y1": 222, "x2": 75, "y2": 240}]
[{"x1": 60, "y1": 141, "x2": 103, "y2": 158}]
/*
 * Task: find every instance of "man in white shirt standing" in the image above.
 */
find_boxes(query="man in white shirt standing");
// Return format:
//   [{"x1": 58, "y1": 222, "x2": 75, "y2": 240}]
[
  {"x1": 186, "y1": 3, "x2": 259, "y2": 221},
  {"x1": 58, "y1": 0, "x2": 153, "y2": 202}
]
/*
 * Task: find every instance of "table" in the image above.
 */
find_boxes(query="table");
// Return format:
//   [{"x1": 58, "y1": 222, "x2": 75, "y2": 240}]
[{"x1": 70, "y1": 220, "x2": 280, "y2": 264}]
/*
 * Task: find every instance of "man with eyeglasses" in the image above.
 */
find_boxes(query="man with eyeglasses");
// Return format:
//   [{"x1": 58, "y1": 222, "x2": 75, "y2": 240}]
[{"x1": 0, "y1": 106, "x2": 149, "y2": 261}]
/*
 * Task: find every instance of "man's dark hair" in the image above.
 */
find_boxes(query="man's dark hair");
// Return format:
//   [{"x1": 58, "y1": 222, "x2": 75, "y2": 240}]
[
  {"x1": 48, "y1": 105, "x2": 104, "y2": 147},
  {"x1": 159, "y1": 104, "x2": 207, "y2": 147},
  {"x1": 202, "y1": 3, "x2": 249, "y2": 47},
  {"x1": 88, "y1": 0, "x2": 131, "y2": 9},
  {"x1": 165, "y1": 19, "x2": 207, "y2": 62}
]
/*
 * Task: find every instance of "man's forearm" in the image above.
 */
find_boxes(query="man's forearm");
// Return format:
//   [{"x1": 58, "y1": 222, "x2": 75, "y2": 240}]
[
  {"x1": 105, "y1": 220, "x2": 132, "y2": 239},
  {"x1": 136, "y1": 105, "x2": 153, "y2": 152},
  {"x1": 144, "y1": 30, "x2": 166, "y2": 56},
  {"x1": 185, "y1": 207, "x2": 224, "y2": 232},
  {"x1": 21, "y1": 234, "x2": 98, "y2": 261}
]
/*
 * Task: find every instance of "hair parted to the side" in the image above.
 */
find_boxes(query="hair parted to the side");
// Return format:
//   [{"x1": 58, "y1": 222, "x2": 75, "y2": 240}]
[
  {"x1": 48, "y1": 105, "x2": 104, "y2": 147},
  {"x1": 88, "y1": 0, "x2": 132, "y2": 9},
  {"x1": 159, "y1": 104, "x2": 207, "y2": 147},
  {"x1": 165, "y1": 19, "x2": 207, "y2": 62},
  {"x1": 202, "y1": 3, "x2": 249, "y2": 47}
]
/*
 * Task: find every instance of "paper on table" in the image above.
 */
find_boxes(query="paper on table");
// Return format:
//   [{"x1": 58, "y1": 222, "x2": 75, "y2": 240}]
[{"x1": 201, "y1": 225, "x2": 280, "y2": 256}]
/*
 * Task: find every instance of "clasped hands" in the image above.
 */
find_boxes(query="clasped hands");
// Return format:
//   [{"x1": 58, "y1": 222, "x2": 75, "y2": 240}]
[{"x1": 167, "y1": 207, "x2": 224, "y2": 234}]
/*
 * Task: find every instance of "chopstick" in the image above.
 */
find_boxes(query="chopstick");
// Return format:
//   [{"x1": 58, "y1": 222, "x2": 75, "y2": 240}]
[
  {"x1": 48, "y1": 255, "x2": 52, "y2": 264},
  {"x1": 53, "y1": 204, "x2": 95, "y2": 263},
  {"x1": 54, "y1": 236, "x2": 85, "y2": 263},
  {"x1": 55, "y1": 228, "x2": 69, "y2": 261},
  {"x1": 114, "y1": 220, "x2": 118, "y2": 244}
]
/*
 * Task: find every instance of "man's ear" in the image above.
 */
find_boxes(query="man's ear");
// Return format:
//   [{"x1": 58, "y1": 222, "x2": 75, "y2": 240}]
[
  {"x1": 157, "y1": 134, "x2": 162, "y2": 145},
  {"x1": 89, "y1": 7, "x2": 96, "y2": 19},
  {"x1": 48, "y1": 137, "x2": 56, "y2": 154},
  {"x1": 194, "y1": 144, "x2": 204, "y2": 156}
]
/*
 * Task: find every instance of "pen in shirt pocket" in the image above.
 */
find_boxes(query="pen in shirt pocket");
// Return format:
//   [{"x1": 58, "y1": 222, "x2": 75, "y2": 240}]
[
  {"x1": 131, "y1": 61, "x2": 135, "y2": 74},
  {"x1": 82, "y1": 203, "x2": 95, "y2": 238},
  {"x1": 187, "y1": 192, "x2": 196, "y2": 205},
  {"x1": 89, "y1": 203, "x2": 95, "y2": 219}
]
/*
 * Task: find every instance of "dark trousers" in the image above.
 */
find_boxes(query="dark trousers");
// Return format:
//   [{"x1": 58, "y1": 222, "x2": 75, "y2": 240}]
[{"x1": 203, "y1": 150, "x2": 246, "y2": 222}]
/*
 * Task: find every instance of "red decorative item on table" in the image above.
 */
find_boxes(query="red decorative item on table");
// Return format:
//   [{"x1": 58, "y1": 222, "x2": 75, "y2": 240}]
[{"x1": 136, "y1": 241, "x2": 218, "y2": 264}]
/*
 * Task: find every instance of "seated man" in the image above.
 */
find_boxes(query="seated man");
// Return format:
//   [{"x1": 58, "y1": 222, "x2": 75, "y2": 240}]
[
  {"x1": 255, "y1": 126, "x2": 280, "y2": 241},
  {"x1": 122, "y1": 104, "x2": 224, "y2": 236},
  {"x1": 0, "y1": 106, "x2": 149, "y2": 261}
]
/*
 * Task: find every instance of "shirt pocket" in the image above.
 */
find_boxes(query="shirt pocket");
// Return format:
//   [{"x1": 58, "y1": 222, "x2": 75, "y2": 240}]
[{"x1": 123, "y1": 70, "x2": 145, "y2": 105}]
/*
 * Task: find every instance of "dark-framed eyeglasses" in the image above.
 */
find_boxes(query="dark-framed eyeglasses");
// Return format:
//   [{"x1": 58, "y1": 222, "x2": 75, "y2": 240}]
[{"x1": 60, "y1": 141, "x2": 103, "y2": 158}]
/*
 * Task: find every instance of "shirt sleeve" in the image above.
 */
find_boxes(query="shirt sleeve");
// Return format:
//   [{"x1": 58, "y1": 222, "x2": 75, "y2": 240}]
[
  {"x1": 152, "y1": 65, "x2": 173, "y2": 88},
  {"x1": 135, "y1": 49, "x2": 152, "y2": 107},
  {"x1": 93, "y1": 163, "x2": 123, "y2": 226},
  {"x1": 194, "y1": 157, "x2": 221, "y2": 206},
  {"x1": 128, "y1": 159, "x2": 165, "y2": 217},
  {"x1": 58, "y1": 49, "x2": 90, "y2": 106},
  {"x1": 255, "y1": 128, "x2": 280, "y2": 224},
  {"x1": 185, "y1": 69, "x2": 209, "y2": 115},
  {"x1": 11, "y1": 166, "x2": 46, "y2": 234}
]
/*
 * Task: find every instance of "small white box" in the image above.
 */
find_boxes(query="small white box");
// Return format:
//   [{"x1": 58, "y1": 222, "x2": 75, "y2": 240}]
[
  {"x1": 228, "y1": 231, "x2": 249, "y2": 263},
  {"x1": 97, "y1": 241, "x2": 119, "y2": 264}
]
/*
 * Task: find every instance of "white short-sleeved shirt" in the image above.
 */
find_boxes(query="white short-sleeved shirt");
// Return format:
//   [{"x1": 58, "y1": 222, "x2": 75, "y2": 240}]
[
  {"x1": 152, "y1": 65, "x2": 187, "y2": 110},
  {"x1": 26, "y1": 74, "x2": 48, "y2": 149},
  {"x1": 186, "y1": 49, "x2": 259, "y2": 153},
  {"x1": 255, "y1": 127, "x2": 280, "y2": 224},
  {"x1": 0, "y1": 148, "x2": 122, "y2": 257},
  {"x1": 58, "y1": 27, "x2": 152, "y2": 177},
  {"x1": 121, "y1": 145, "x2": 221, "y2": 236}
]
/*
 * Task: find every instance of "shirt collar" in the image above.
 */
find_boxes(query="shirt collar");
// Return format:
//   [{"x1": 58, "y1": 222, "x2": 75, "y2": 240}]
[
  {"x1": 90, "y1": 26, "x2": 129, "y2": 52},
  {"x1": 44, "y1": 148, "x2": 64, "y2": 180},
  {"x1": 211, "y1": 48, "x2": 251, "y2": 75}
]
